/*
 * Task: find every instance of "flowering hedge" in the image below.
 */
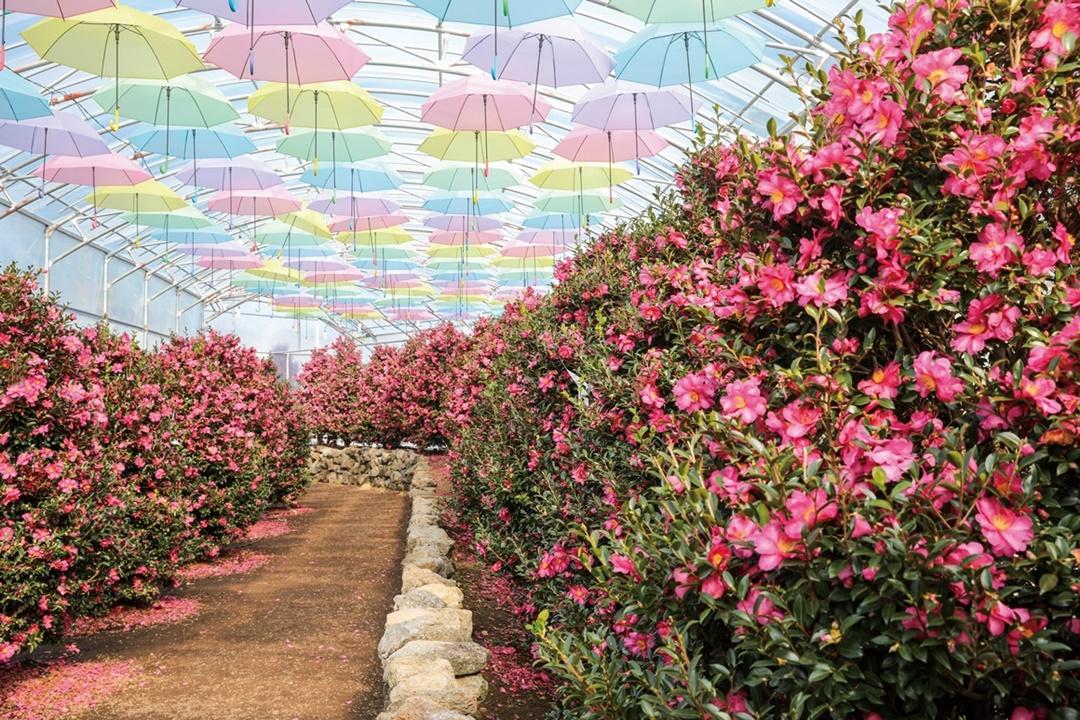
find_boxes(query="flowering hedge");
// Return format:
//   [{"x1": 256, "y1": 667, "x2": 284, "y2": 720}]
[
  {"x1": 0, "y1": 267, "x2": 309, "y2": 661},
  {"x1": 299, "y1": 323, "x2": 468, "y2": 448},
  {"x1": 447, "y1": 1, "x2": 1080, "y2": 717}
]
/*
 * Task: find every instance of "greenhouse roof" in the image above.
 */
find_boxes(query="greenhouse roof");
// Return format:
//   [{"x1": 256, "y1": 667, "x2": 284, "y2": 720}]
[{"x1": 0, "y1": 0, "x2": 888, "y2": 344}]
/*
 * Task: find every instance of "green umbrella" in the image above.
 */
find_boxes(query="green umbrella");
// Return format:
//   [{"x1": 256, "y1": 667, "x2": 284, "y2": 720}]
[
  {"x1": 254, "y1": 221, "x2": 333, "y2": 248},
  {"x1": 122, "y1": 207, "x2": 214, "y2": 230},
  {"x1": 423, "y1": 162, "x2": 522, "y2": 192},
  {"x1": 92, "y1": 75, "x2": 238, "y2": 172},
  {"x1": 277, "y1": 127, "x2": 391, "y2": 164}
]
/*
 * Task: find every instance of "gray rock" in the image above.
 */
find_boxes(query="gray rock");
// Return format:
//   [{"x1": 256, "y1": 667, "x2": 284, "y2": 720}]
[
  {"x1": 407, "y1": 527, "x2": 453, "y2": 555},
  {"x1": 401, "y1": 564, "x2": 455, "y2": 593},
  {"x1": 374, "y1": 695, "x2": 474, "y2": 720},
  {"x1": 386, "y1": 640, "x2": 488, "y2": 677},
  {"x1": 378, "y1": 608, "x2": 473, "y2": 658},
  {"x1": 388, "y1": 669, "x2": 487, "y2": 715},
  {"x1": 404, "y1": 552, "x2": 454, "y2": 578},
  {"x1": 384, "y1": 655, "x2": 454, "y2": 688}
]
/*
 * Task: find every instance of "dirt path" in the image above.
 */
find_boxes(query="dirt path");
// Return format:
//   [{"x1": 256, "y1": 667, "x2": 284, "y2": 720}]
[{"x1": 72, "y1": 484, "x2": 408, "y2": 720}]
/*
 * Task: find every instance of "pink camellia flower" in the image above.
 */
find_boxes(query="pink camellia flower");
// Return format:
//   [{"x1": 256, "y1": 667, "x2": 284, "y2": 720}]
[
  {"x1": 912, "y1": 47, "x2": 970, "y2": 103},
  {"x1": 983, "y1": 599, "x2": 1019, "y2": 636},
  {"x1": 720, "y1": 378, "x2": 767, "y2": 424},
  {"x1": 700, "y1": 574, "x2": 726, "y2": 599},
  {"x1": 1011, "y1": 708, "x2": 1036, "y2": 720},
  {"x1": 975, "y1": 497, "x2": 1034, "y2": 557},
  {"x1": 913, "y1": 351, "x2": 964, "y2": 402},
  {"x1": 860, "y1": 99, "x2": 905, "y2": 147},
  {"x1": 951, "y1": 294, "x2": 1021, "y2": 354},
  {"x1": 1030, "y1": 1, "x2": 1080, "y2": 60},
  {"x1": 673, "y1": 372, "x2": 717, "y2": 413},
  {"x1": 971, "y1": 223, "x2": 1024, "y2": 276},
  {"x1": 610, "y1": 554, "x2": 636, "y2": 575},
  {"x1": 737, "y1": 587, "x2": 784, "y2": 624},
  {"x1": 751, "y1": 520, "x2": 801, "y2": 571},
  {"x1": 757, "y1": 169, "x2": 803, "y2": 221},
  {"x1": 766, "y1": 401, "x2": 822, "y2": 447},
  {"x1": 795, "y1": 271, "x2": 849, "y2": 307},
  {"x1": 757, "y1": 264, "x2": 797, "y2": 307},
  {"x1": 858, "y1": 362, "x2": 902, "y2": 399},
  {"x1": 1018, "y1": 375, "x2": 1063, "y2": 416},
  {"x1": 784, "y1": 489, "x2": 839, "y2": 536}
]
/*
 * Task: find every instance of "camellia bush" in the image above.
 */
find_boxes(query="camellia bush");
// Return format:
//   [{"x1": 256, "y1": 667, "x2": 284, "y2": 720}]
[
  {"x1": 0, "y1": 266, "x2": 309, "y2": 661},
  {"x1": 299, "y1": 323, "x2": 469, "y2": 448},
  {"x1": 446, "y1": 1, "x2": 1080, "y2": 718}
]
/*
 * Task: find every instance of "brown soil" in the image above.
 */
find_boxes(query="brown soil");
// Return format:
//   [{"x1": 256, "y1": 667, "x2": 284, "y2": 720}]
[{"x1": 71, "y1": 484, "x2": 408, "y2": 720}]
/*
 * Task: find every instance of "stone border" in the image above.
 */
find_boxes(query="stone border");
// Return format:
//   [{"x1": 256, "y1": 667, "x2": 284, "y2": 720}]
[{"x1": 375, "y1": 455, "x2": 489, "y2": 720}]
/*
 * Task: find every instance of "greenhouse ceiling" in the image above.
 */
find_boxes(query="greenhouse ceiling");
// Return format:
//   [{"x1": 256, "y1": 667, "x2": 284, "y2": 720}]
[{"x1": 0, "y1": 0, "x2": 888, "y2": 344}]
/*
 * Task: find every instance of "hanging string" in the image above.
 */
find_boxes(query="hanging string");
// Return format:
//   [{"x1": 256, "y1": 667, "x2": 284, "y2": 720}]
[
  {"x1": 38, "y1": 127, "x2": 47, "y2": 198},
  {"x1": 248, "y1": 0, "x2": 256, "y2": 75},
  {"x1": 111, "y1": 25, "x2": 120, "y2": 132},
  {"x1": 312, "y1": 91, "x2": 320, "y2": 175},
  {"x1": 633, "y1": 93, "x2": 641, "y2": 174},
  {"x1": 685, "y1": 34, "x2": 697, "y2": 134},
  {"x1": 162, "y1": 86, "x2": 171, "y2": 174},
  {"x1": 491, "y1": 0, "x2": 498, "y2": 79},
  {"x1": 284, "y1": 31, "x2": 292, "y2": 135},
  {"x1": 702, "y1": 0, "x2": 711, "y2": 80},
  {"x1": 331, "y1": 132, "x2": 337, "y2": 203},
  {"x1": 608, "y1": 131, "x2": 614, "y2": 204},
  {"x1": 1, "y1": 0, "x2": 7, "y2": 71},
  {"x1": 528, "y1": 35, "x2": 544, "y2": 134}
]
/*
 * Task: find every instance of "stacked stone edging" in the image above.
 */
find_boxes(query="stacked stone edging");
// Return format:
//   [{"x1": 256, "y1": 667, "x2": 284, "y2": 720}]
[
  {"x1": 375, "y1": 455, "x2": 489, "y2": 720},
  {"x1": 308, "y1": 445, "x2": 419, "y2": 490}
]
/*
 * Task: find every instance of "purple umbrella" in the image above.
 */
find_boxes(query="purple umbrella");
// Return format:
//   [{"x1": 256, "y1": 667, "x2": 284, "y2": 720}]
[
  {"x1": 424, "y1": 215, "x2": 502, "y2": 232},
  {"x1": 176, "y1": 156, "x2": 283, "y2": 190},
  {"x1": 462, "y1": 18, "x2": 613, "y2": 88},
  {"x1": 308, "y1": 194, "x2": 399, "y2": 216},
  {"x1": 0, "y1": 112, "x2": 110, "y2": 193},
  {"x1": 178, "y1": 0, "x2": 348, "y2": 26}
]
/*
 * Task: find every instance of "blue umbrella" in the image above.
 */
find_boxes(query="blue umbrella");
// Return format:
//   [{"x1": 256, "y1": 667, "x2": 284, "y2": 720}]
[
  {"x1": 614, "y1": 22, "x2": 765, "y2": 127},
  {"x1": 430, "y1": 270, "x2": 498, "y2": 282},
  {"x1": 0, "y1": 69, "x2": 51, "y2": 121},
  {"x1": 151, "y1": 228, "x2": 235, "y2": 245},
  {"x1": 130, "y1": 126, "x2": 257, "y2": 192},
  {"x1": 300, "y1": 161, "x2": 404, "y2": 193},
  {"x1": 353, "y1": 258, "x2": 419, "y2": 272},
  {"x1": 423, "y1": 193, "x2": 513, "y2": 215},
  {"x1": 404, "y1": 0, "x2": 582, "y2": 77},
  {"x1": 523, "y1": 212, "x2": 599, "y2": 230}
]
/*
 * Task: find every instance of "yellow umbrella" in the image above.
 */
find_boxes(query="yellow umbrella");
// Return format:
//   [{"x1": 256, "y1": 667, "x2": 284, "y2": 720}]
[
  {"x1": 428, "y1": 244, "x2": 498, "y2": 259},
  {"x1": 338, "y1": 227, "x2": 413, "y2": 247},
  {"x1": 276, "y1": 208, "x2": 332, "y2": 239},
  {"x1": 249, "y1": 81, "x2": 382, "y2": 173},
  {"x1": 87, "y1": 180, "x2": 186, "y2": 212},
  {"x1": 419, "y1": 128, "x2": 534, "y2": 164},
  {"x1": 24, "y1": 5, "x2": 202, "y2": 130},
  {"x1": 384, "y1": 286, "x2": 437, "y2": 298},
  {"x1": 530, "y1": 159, "x2": 632, "y2": 191},
  {"x1": 248, "y1": 258, "x2": 304, "y2": 283},
  {"x1": 492, "y1": 255, "x2": 556, "y2": 269}
]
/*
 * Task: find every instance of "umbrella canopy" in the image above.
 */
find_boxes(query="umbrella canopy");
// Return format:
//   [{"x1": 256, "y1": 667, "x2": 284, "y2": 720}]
[
  {"x1": 422, "y1": 193, "x2": 513, "y2": 215},
  {"x1": 178, "y1": 0, "x2": 350, "y2": 25},
  {"x1": 231, "y1": 271, "x2": 300, "y2": 293},
  {"x1": 278, "y1": 209, "x2": 332, "y2": 238},
  {"x1": 423, "y1": 163, "x2": 521, "y2": 192},
  {"x1": 126, "y1": 207, "x2": 213, "y2": 229},
  {"x1": 277, "y1": 128, "x2": 390, "y2": 163},
  {"x1": 428, "y1": 244, "x2": 498, "y2": 259},
  {"x1": 328, "y1": 214, "x2": 409, "y2": 233},
  {"x1": 207, "y1": 187, "x2": 302, "y2": 216},
  {"x1": 339, "y1": 227, "x2": 413, "y2": 247},
  {"x1": 176, "y1": 242, "x2": 250, "y2": 258},
  {"x1": 285, "y1": 256, "x2": 352, "y2": 272},
  {"x1": 299, "y1": 162, "x2": 404, "y2": 192},
  {"x1": 501, "y1": 241, "x2": 562, "y2": 258},
  {"x1": 572, "y1": 80, "x2": 699, "y2": 131},
  {"x1": 254, "y1": 223, "x2": 329, "y2": 249},
  {"x1": 609, "y1": 0, "x2": 766, "y2": 23},
  {"x1": 421, "y1": 76, "x2": 551, "y2": 131},
  {"x1": 327, "y1": 301, "x2": 380, "y2": 319},
  {"x1": 522, "y1": 212, "x2": 598, "y2": 230},
  {"x1": 248, "y1": 258, "x2": 304, "y2": 282},
  {"x1": 0, "y1": 69, "x2": 52, "y2": 120},
  {"x1": 204, "y1": 22, "x2": 368, "y2": 84},
  {"x1": 554, "y1": 125, "x2": 668, "y2": 162},
  {"x1": 429, "y1": 230, "x2": 502, "y2": 246},
  {"x1": 177, "y1": 156, "x2": 283, "y2": 190},
  {"x1": 88, "y1": 180, "x2": 187, "y2": 217},
  {"x1": 152, "y1": 228, "x2": 235, "y2": 245},
  {"x1": 308, "y1": 194, "x2": 399, "y2": 216},
  {"x1": 0, "y1": 112, "x2": 109, "y2": 156},
  {"x1": 198, "y1": 253, "x2": 264, "y2": 270},
  {"x1": 403, "y1": 0, "x2": 582, "y2": 25},
  {"x1": 129, "y1": 127, "x2": 257, "y2": 160},
  {"x1": 91, "y1": 75, "x2": 237, "y2": 129},
  {"x1": 418, "y1": 128, "x2": 534, "y2": 163},
  {"x1": 530, "y1": 159, "x2": 632, "y2": 191},
  {"x1": 516, "y1": 229, "x2": 578, "y2": 246},
  {"x1": 462, "y1": 17, "x2": 613, "y2": 87},
  {"x1": 425, "y1": 215, "x2": 502, "y2": 232},
  {"x1": 35, "y1": 153, "x2": 149, "y2": 186},
  {"x1": 304, "y1": 266, "x2": 365, "y2": 284},
  {"x1": 23, "y1": 5, "x2": 202, "y2": 128},
  {"x1": 535, "y1": 190, "x2": 621, "y2": 214},
  {"x1": 248, "y1": 80, "x2": 382, "y2": 129},
  {"x1": 614, "y1": 22, "x2": 766, "y2": 119}
]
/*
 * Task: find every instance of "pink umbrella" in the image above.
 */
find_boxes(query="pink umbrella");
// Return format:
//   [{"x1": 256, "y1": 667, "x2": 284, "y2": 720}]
[
  {"x1": 554, "y1": 125, "x2": 669, "y2": 171},
  {"x1": 516, "y1": 229, "x2": 578, "y2": 246},
  {"x1": 204, "y1": 22, "x2": 367, "y2": 129},
  {"x1": 309, "y1": 194, "x2": 399, "y2": 216},
  {"x1": 425, "y1": 215, "x2": 501, "y2": 232},
  {"x1": 0, "y1": 113, "x2": 110, "y2": 193},
  {"x1": 501, "y1": 242, "x2": 561, "y2": 258},
  {"x1": 179, "y1": 0, "x2": 348, "y2": 26},
  {"x1": 34, "y1": 153, "x2": 150, "y2": 226},
  {"x1": 388, "y1": 308, "x2": 436, "y2": 322},
  {"x1": 274, "y1": 293, "x2": 322, "y2": 310},
  {"x1": 329, "y1": 213, "x2": 409, "y2": 233},
  {"x1": 432, "y1": 280, "x2": 492, "y2": 292},
  {"x1": 421, "y1": 76, "x2": 551, "y2": 132},
  {"x1": 1, "y1": 0, "x2": 115, "y2": 70},
  {"x1": 429, "y1": 230, "x2": 501, "y2": 246},
  {"x1": 303, "y1": 266, "x2": 364, "y2": 283},
  {"x1": 285, "y1": 256, "x2": 351, "y2": 272},
  {"x1": 206, "y1": 186, "x2": 301, "y2": 216},
  {"x1": 177, "y1": 156, "x2": 282, "y2": 190},
  {"x1": 197, "y1": 254, "x2": 263, "y2": 270}
]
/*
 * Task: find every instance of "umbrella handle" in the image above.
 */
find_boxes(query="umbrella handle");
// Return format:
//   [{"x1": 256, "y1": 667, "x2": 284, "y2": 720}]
[
  {"x1": 313, "y1": 91, "x2": 319, "y2": 175},
  {"x1": 162, "y1": 87, "x2": 172, "y2": 174},
  {"x1": 229, "y1": 0, "x2": 237, "y2": 11},
  {"x1": 491, "y1": 0, "x2": 498, "y2": 79},
  {"x1": 1, "y1": 0, "x2": 6, "y2": 72},
  {"x1": 284, "y1": 32, "x2": 291, "y2": 135},
  {"x1": 248, "y1": 1, "x2": 256, "y2": 75},
  {"x1": 702, "y1": 0, "x2": 710, "y2": 80},
  {"x1": 111, "y1": 26, "x2": 121, "y2": 132},
  {"x1": 685, "y1": 34, "x2": 696, "y2": 134}
]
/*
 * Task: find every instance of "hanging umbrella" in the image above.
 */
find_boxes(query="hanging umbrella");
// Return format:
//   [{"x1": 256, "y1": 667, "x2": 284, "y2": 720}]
[
  {"x1": 328, "y1": 300, "x2": 380, "y2": 319},
  {"x1": 2, "y1": 1, "x2": 116, "y2": 69},
  {"x1": 353, "y1": 258, "x2": 419, "y2": 273},
  {"x1": 285, "y1": 255, "x2": 352, "y2": 273},
  {"x1": 232, "y1": 272, "x2": 300, "y2": 294},
  {"x1": 176, "y1": 242, "x2": 250, "y2": 257},
  {"x1": 554, "y1": 125, "x2": 669, "y2": 176},
  {"x1": 126, "y1": 207, "x2": 213, "y2": 229},
  {"x1": 176, "y1": 156, "x2": 282, "y2": 190},
  {"x1": 423, "y1": 163, "x2": 521, "y2": 192},
  {"x1": 207, "y1": 186, "x2": 302, "y2": 216},
  {"x1": 613, "y1": 22, "x2": 766, "y2": 127},
  {"x1": 574, "y1": 80, "x2": 698, "y2": 130},
  {"x1": 425, "y1": 215, "x2": 502, "y2": 232},
  {"x1": 609, "y1": 0, "x2": 767, "y2": 79},
  {"x1": 535, "y1": 190, "x2": 621, "y2": 215},
  {"x1": 418, "y1": 128, "x2": 534, "y2": 176},
  {"x1": 277, "y1": 128, "x2": 390, "y2": 163},
  {"x1": 278, "y1": 208, "x2": 332, "y2": 238},
  {"x1": 199, "y1": 253, "x2": 264, "y2": 270},
  {"x1": 430, "y1": 269, "x2": 497, "y2": 281},
  {"x1": 461, "y1": 18, "x2": 613, "y2": 124},
  {"x1": 249, "y1": 81, "x2": 382, "y2": 173},
  {"x1": 151, "y1": 228, "x2": 235, "y2": 245},
  {"x1": 34, "y1": 153, "x2": 149, "y2": 226},
  {"x1": 0, "y1": 113, "x2": 110, "y2": 192},
  {"x1": 248, "y1": 258, "x2": 304, "y2": 283},
  {"x1": 0, "y1": 69, "x2": 52, "y2": 120},
  {"x1": 23, "y1": 5, "x2": 202, "y2": 130},
  {"x1": 351, "y1": 246, "x2": 417, "y2": 261},
  {"x1": 328, "y1": 213, "x2": 409, "y2": 234},
  {"x1": 429, "y1": 244, "x2": 498, "y2": 259},
  {"x1": 338, "y1": 228, "x2": 413, "y2": 246},
  {"x1": 89, "y1": 180, "x2": 189, "y2": 243},
  {"x1": 516, "y1": 229, "x2": 578, "y2": 246},
  {"x1": 303, "y1": 266, "x2": 364, "y2": 284},
  {"x1": 429, "y1": 230, "x2": 502, "y2": 246},
  {"x1": 501, "y1": 241, "x2": 562, "y2": 258},
  {"x1": 531, "y1": 158, "x2": 632, "y2": 203},
  {"x1": 129, "y1": 127, "x2": 257, "y2": 194},
  {"x1": 253, "y1": 221, "x2": 330, "y2": 248},
  {"x1": 299, "y1": 162, "x2": 403, "y2": 192},
  {"x1": 422, "y1": 193, "x2": 513, "y2": 215},
  {"x1": 522, "y1": 212, "x2": 598, "y2": 230},
  {"x1": 308, "y1": 194, "x2": 399, "y2": 216},
  {"x1": 179, "y1": 0, "x2": 348, "y2": 25},
  {"x1": 403, "y1": 0, "x2": 582, "y2": 78}
]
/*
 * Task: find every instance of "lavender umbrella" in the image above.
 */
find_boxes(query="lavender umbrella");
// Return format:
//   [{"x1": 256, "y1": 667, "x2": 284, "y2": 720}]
[
  {"x1": 0, "y1": 112, "x2": 110, "y2": 193},
  {"x1": 178, "y1": 0, "x2": 349, "y2": 26},
  {"x1": 425, "y1": 215, "x2": 502, "y2": 232},
  {"x1": 308, "y1": 194, "x2": 399, "y2": 216},
  {"x1": 462, "y1": 18, "x2": 613, "y2": 88}
]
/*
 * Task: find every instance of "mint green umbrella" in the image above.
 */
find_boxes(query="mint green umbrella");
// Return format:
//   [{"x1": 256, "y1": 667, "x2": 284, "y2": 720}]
[
  {"x1": 277, "y1": 127, "x2": 391, "y2": 163},
  {"x1": 123, "y1": 207, "x2": 214, "y2": 230},
  {"x1": 423, "y1": 162, "x2": 522, "y2": 192}
]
